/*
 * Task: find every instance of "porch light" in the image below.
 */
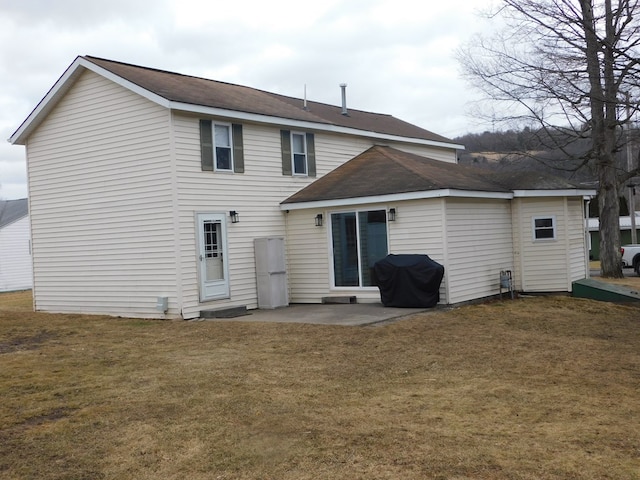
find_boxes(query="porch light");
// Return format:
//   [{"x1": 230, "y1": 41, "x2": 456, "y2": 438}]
[
  {"x1": 388, "y1": 208, "x2": 396, "y2": 222},
  {"x1": 315, "y1": 213, "x2": 323, "y2": 227},
  {"x1": 229, "y1": 210, "x2": 239, "y2": 223}
]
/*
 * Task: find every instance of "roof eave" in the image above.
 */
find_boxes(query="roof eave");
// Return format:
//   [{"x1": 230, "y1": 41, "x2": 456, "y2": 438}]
[
  {"x1": 9, "y1": 56, "x2": 172, "y2": 145},
  {"x1": 512, "y1": 189, "x2": 597, "y2": 198},
  {"x1": 281, "y1": 189, "x2": 513, "y2": 210},
  {"x1": 170, "y1": 102, "x2": 464, "y2": 149},
  {"x1": 0, "y1": 213, "x2": 29, "y2": 229},
  {"x1": 9, "y1": 56, "x2": 463, "y2": 150}
]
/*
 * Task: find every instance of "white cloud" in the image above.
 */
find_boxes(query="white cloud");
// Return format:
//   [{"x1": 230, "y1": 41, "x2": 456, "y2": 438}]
[{"x1": 0, "y1": 0, "x2": 497, "y2": 199}]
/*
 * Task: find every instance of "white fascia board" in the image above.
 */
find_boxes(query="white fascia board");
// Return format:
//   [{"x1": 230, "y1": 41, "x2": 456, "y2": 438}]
[
  {"x1": 512, "y1": 189, "x2": 597, "y2": 198},
  {"x1": 9, "y1": 57, "x2": 172, "y2": 145},
  {"x1": 81, "y1": 59, "x2": 172, "y2": 107},
  {"x1": 9, "y1": 57, "x2": 85, "y2": 145},
  {"x1": 281, "y1": 189, "x2": 513, "y2": 211},
  {"x1": 169, "y1": 101, "x2": 465, "y2": 150}
]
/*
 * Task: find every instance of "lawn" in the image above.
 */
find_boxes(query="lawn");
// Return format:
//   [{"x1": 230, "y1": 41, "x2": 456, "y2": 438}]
[{"x1": 1, "y1": 290, "x2": 639, "y2": 479}]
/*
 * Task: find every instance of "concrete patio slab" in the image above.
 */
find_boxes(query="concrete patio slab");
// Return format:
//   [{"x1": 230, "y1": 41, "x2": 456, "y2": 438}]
[{"x1": 197, "y1": 302, "x2": 445, "y2": 326}]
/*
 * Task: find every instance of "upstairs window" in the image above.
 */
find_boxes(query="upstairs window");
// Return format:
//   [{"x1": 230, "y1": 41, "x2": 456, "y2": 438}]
[
  {"x1": 280, "y1": 130, "x2": 316, "y2": 177},
  {"x1": 199, "y1": 120, "x2": 244, "y2": 173},
  {"x1": 533, "y1": 216, "x2": 556, "y2": 240},
  {"x1": 214, "y1": 124, "x2": 232, "y2": 171},
  {"x1": 291, "y1": 132, "x2": 307, "y2": 175}
]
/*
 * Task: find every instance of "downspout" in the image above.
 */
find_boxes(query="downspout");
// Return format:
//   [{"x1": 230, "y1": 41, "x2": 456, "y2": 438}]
[{"x1": 585, "y1": 197, "x2": 592, "y2": 278}]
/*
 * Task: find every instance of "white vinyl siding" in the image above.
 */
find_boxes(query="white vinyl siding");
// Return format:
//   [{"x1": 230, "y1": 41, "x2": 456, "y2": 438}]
[
  {"x1": 19, "y1": 68, "x2": 468, "y2": 318},
  {"x1": 389, "y1": 143, "x2": 458, "y2": 163},
  {"x1": 286, "y1": 199, "x2": 448, "y2": 304},
  {"x1": 445, "y1": 199, "x2": 514, "y2": 303},
  {"x1": 513, "y1": 197, "x2": 582, "y2": 292},
  {"x1": 0, "y1": 216, "x2": 32, "y2": 292},
  {"x1": 567, "y1": 198, "x2": 589, "y2": 284},
  {"x1": 387, "y1": 199, "x2": 448, "y2": 303},
  {"x1": 26, "y1": 70, "x2": 178, "y2": 317},
  {"x1": 174, "y1": 117, "x2": 461, "y2": 316},
  {"x1": 174, "y1": 119, "x2": 307, "y2": 317},
  {"x1": 286, "y1": 208, "x2": 332, "y2": 303}
]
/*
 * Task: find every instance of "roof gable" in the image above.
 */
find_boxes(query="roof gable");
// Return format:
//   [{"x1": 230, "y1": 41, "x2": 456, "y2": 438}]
[
  {"x1": 10, "y1": 56, "x2": 461, "y2": 148},
  {"x1": 282, "y1": 146, "x2": 595, "y2": 206},
  {"x1": 0, "y1": 199, "x2": 28, "y2": 229}
]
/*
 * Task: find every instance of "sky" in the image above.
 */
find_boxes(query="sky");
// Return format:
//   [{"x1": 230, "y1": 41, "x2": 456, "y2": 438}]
[{"x1": 0, "y1": 0, "x2": 498, "y2": 200}]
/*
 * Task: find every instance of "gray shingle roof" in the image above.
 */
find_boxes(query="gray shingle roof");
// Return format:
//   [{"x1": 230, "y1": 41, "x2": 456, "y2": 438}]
[
  {"x1": 282, "y1": 146, "x2": 587, "y2": 205},
  {"x1": 0, "y1": 198, "x2": 28, "y2": 228},
  {"x1": 83, "y1": 56, "x2": 455, "y2": 144}
]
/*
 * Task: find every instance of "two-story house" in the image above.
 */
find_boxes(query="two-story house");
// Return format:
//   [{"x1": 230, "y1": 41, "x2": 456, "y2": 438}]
[{"x1": 10, "y1": 56, "x2": 594, "y2": 319}]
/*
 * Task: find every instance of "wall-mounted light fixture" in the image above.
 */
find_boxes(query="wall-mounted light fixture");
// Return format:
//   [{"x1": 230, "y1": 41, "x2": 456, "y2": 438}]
[
  {"x1": 229, "y1": 210, "x2": 239, "y2": 223},
  {"x1": 388, "y1": 208, "x2": 396, "y2": 222},
  {"x1": 315, "y1": 213, "x2": 323, "y2": 227}
]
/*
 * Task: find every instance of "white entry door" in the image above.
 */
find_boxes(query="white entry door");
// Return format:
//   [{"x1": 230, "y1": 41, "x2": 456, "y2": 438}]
[{"x1": 197, "y1": 213, "x2": 230, "y2": 301}]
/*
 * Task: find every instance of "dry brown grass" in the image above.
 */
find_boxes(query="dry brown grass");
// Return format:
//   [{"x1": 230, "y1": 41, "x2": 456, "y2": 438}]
[{"x1": 1, "y1": 290, "x2": 639, "y2": 479}]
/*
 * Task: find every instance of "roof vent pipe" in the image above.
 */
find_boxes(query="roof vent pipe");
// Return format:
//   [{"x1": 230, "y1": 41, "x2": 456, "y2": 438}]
[
  {"x1": 340, "y1": 83, "x2": 348, "y2": 116},
  {"x1": 303, "y1": 84, "x2": 309, "y2": 111}
]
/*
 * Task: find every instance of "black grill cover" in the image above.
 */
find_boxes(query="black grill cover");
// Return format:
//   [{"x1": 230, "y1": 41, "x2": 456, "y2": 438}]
[{"x1": 373, "y1": 254, "x2": 444, "y2": 308}]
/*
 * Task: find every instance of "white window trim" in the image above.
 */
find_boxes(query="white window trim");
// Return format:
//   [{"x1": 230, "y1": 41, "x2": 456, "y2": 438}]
[
  {"x1": 532, "y1": 215, "x2": 557, "y2": 241},
  {"x1": 213, "y1": 122, "x2": 234, "y2": 172},
  {"x1": 328, "y1": 206, "x2": 390, "y2": 290},
  {"x1": 291, "y1": 131, "x2": 308, "y2": 176}
]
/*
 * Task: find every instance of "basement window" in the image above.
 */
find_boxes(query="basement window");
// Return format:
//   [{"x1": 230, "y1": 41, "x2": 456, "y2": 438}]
[{"x1": 533, "y1": 216, "x2": 556, "y2": 241}]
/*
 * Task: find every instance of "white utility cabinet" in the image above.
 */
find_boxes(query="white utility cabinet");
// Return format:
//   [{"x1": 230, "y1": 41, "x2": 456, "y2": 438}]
[{"x1": 254, "y1": 237, "x2": 289, "y2": 309}]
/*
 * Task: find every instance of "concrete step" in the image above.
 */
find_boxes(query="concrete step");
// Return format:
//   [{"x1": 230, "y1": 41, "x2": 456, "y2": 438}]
[
  {"x1": 200, "y1": 305, "x2": 248, "y2": 319},
  {"x1": 322, "y1": 296, "x2": 357, "y2": 304}
]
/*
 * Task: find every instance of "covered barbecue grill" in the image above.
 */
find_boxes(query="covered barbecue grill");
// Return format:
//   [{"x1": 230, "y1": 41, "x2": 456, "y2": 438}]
[{"x1": 373, "y1": 254, "x2": 444, "y2": 308}]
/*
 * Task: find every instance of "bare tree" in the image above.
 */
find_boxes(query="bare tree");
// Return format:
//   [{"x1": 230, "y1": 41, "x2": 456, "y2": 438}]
[{"x1": 458, "y1": 0, "x2": 640, "y2": 277}]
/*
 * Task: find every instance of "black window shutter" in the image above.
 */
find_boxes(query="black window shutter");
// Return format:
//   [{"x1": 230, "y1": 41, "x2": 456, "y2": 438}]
[
  {"x1": 232, "y1": 124, "x2": 244, "y2": 173},
  {"x1": 199, "y1": 119, "x2": 213, "y2": 171},
  {"x1": 281, "y1": 130, "x2": 292, "y2": 176},
  {"x1": 306, "y1": 133, "x2": 316, "y2": 177}
]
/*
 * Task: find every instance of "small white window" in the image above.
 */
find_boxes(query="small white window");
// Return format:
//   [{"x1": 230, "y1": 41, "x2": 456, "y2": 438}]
[
  {"x1": 291, "y1": 132, "x2": 307, "y2": 175},
  {"x1": 214, "y1": 124, "x2": 233, "y2": 171},
  {"x1": 533, "y1": 216, "x2": 556, "y2": 240}
]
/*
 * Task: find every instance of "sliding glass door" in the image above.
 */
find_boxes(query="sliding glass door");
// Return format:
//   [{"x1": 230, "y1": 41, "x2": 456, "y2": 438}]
[{"x1": 331, "y1": 209, "x2": 388, "y2": 287}]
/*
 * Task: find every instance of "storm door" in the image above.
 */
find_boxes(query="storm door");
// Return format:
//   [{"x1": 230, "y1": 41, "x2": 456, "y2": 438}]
[{"x1": 197, "y1": 213, "x2": 230, "y2": 301}]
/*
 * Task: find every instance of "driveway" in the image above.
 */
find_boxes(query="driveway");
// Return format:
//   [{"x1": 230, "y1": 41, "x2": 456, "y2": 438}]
[
  {"x1": 590, "y1": 267, "x2": 637, "y2": 278},
  {"x1": 201, "y1": 303, "x2": 443, "y2": 326}
]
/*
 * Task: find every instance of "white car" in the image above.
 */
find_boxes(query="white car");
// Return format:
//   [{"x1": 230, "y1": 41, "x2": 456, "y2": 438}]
[{"x1": 621, "y1": 244, "x2": 640, "y2": 275}]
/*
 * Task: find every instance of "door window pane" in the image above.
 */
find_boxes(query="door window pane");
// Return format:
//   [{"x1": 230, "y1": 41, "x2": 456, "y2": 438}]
[
  {"x1": 331, "y1": 210, "x2": 388, "y2": 287},
  {"x1": 203, "y1": 221, "x2": 224, "y2": 281},
  {"x1": 331, "y1": 212, "x2": 359, "y2": 286},
  {"x1": 358, "y1": 210, "x2": 388, "y2": 286}
]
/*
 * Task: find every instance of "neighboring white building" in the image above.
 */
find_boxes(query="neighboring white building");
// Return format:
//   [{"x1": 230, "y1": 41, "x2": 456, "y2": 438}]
[
  {"x1": 587, "y1": 215, "x2": 640, "y2": 260},
  {"x1": 0, "y1": 198, "x2": 32, "y2": 292},
  {"x1": 9, "y1": 56, "x2": 595, "y2": 319}
]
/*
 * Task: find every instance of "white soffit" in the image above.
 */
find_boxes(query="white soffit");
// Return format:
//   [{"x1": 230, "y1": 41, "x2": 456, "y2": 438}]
[
  {"x1": 281, "y1": 189, "x2": 513, "y2": 211},
  {"x1": 512, "y1": 189, "x2": 596, "y2": 198}
]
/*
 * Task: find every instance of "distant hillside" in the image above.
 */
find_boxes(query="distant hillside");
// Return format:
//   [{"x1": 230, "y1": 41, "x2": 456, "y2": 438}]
[
  {"x1": 453, "y1": 128, "x2": 640, "y2": 215},
  {"x1": 452, "y1": 128, "x2": 634, "y2": 187}
]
